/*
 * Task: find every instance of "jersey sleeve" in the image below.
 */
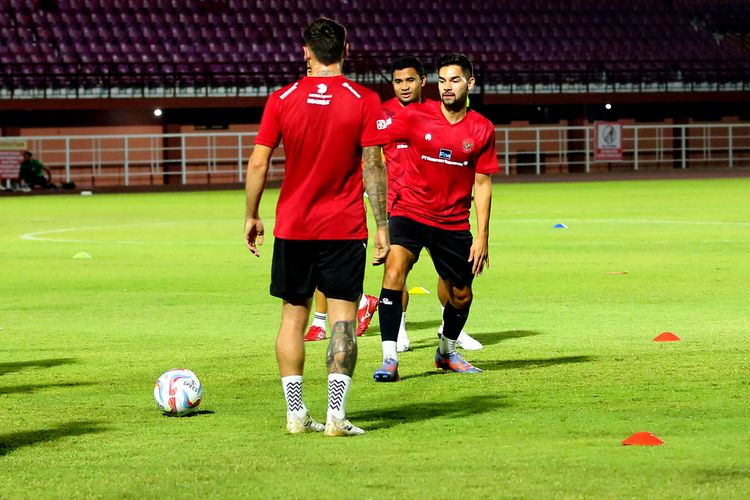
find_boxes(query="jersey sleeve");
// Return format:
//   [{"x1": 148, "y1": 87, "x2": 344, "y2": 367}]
[
  {"x1": 475, "y1": 125, "x2": 499, "y2": 175},
  {"x1": 360, "y1": 91, "x2": 389, "y2": 147},
  {"x1": 254, "y1": 93, "x2": 282, "y2": 148}
]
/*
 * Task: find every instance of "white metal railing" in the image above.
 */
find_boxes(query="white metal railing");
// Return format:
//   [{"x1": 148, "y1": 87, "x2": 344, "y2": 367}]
[
  {"x1": 3, "y1": 131, "x2": 283, "y2": 188},
  {"x1": 3, "y1": 122, "x2": 748, "y2": 188},
  {"x1": 499, "y1": 122, "x2": 750, "y2": 175}
]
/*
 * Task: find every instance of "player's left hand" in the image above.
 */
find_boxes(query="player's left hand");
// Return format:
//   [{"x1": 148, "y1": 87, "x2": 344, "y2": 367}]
[
  {"x1": 468, "y1": 237, "x2": 489, "y2": 275},
  {"x1": 372, "y1": 225, "x2": 390, "y2": 266}
]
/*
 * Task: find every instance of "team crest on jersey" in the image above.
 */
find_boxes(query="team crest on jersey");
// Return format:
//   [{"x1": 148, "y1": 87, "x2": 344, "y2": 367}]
[{"x1": 462, "y1": 138, "x2": 474, "y2": 152}]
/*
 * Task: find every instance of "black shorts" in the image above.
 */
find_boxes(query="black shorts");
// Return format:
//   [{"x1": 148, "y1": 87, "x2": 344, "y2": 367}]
[
  {"x1": 270, "y1": 238, "x2": 367, "y2": 302},
  {"x1": 388, "y1": 216, "x2": 474, "y2": 286}
]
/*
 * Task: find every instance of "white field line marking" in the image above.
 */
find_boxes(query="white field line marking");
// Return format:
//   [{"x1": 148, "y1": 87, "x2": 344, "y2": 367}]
[
  {"x1": 18, "y1": 221, "x2": 261, "y2": 245},
  {"x1": 19, "y1": 217, "x2": 748, "y2": 246},
  {"x1": 498, "y1": 218, "x2": 750, "y2": 227}
]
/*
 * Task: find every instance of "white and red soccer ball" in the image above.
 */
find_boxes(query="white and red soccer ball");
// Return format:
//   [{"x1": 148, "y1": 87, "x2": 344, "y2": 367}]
[{"x1": 154, "y1": 368, "x2": 203, "y2": 416}]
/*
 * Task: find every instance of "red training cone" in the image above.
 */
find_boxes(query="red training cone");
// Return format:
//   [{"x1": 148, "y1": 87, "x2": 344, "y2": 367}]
[
  {"x1": 653, "y1": 332, "x2": 681, "y2": 342},
  {"x1": 622, "y1": 432, "x2": 664, "y2": 446}
]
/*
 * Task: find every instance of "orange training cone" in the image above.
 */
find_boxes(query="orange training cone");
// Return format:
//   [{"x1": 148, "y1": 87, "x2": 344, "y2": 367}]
[
  {"x1": 653, "y1": 332, "x2": 681, "y2": 342},
  {"x1": 622, "y1": 432, "x2": 664, "y2": 446}
]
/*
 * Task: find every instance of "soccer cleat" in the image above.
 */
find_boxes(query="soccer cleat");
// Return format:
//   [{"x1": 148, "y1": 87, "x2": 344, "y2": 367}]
[
  {"x1": 434, "y1": 348, "x2": 483, "y2": 373},
  {"x1": 373, "y1": 357, "x2": 400, "y2": 382},
  {"x1": 324, "y1": 417, "x2": 365, "y2": 437},
  {"x1": 304, "y1": 325, "x2": 327, "y2": 342},
  {"x1": 356, "y1": 294, "x2": 379, "y2": 336},
  {"x1": 396, "y1": 329, "x2": 410, "y2": 352},
  {"x1": 438, "y1": 324, "x2": 483, "y2": 351},
  {"x1": 286, "y1": 413, "x2": 324, "y2": 434},
  {"x1": 457, "y1": 331, "x2": 483, "y2": 350}
]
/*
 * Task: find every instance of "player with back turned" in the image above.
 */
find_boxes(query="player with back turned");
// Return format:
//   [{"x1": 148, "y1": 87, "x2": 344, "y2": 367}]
[
  {"x1": 374, "y1": 53, "x2": 498, "y2": 382},
  {"x1": 244, "y1": 17, "x2": 389, "y2": 435}
]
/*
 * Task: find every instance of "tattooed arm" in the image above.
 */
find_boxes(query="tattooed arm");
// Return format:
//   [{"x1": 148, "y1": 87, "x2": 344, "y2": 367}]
[{"x1": 362, "y1": 145, "x2": 390, "y2": 265}]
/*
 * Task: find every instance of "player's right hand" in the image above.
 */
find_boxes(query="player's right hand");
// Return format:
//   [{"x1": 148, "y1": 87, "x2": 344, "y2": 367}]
[{"x1": 244, "y1": 217, "x2": 264, "y2": 257}]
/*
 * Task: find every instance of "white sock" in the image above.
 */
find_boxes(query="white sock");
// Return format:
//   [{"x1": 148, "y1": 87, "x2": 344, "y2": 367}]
[
  {"x1": 327, "y1": 373, "x2": 352, "y2": 420},
  {"x1": 399, "y1": 313, "x2": 407, "y2": 335},
  {"x1": 358, "y1": 294, "x2": 368, "y2": 309},
  {"x1": 439, "y1": 335, "x2": 456, "y2": 355},
  {"x1": 382, "y1": 340, "x2": 397, "y2": 361},
  {"x1": 312, "y1": 312, "x2": 327, "y2": 328},
  {"x1": 281, "y1": 375, "x2": 307, "y2": 418}
]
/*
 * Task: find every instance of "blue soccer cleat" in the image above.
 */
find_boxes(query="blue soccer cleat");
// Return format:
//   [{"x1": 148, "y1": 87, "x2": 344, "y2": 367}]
[
  {"x1": 434, "y1": 348, "x2": 483, "y2": 373},
  {"x1": 373, "y1": 357, "x2": 400, "y2": 382}
]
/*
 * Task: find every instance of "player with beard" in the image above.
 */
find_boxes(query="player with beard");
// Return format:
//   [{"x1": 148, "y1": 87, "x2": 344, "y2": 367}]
[
  {"x1": 382, "y1": 56, "x2": 484, "y2": 354},
  {"x1": 374, "y1": 53, "x2": 497, "y2": 382}
]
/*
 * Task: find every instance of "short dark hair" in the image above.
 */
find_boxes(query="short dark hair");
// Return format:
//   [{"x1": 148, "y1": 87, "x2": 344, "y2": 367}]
[
  {"x1": 390, "y1": 56, "x2": 425, "y2": 78},
  {"x1": 303, "y1": 17, "x2": 346, "y2": 66},
  {"x1": 437, "y1": 53, "x2": 473, "y2": 78}
]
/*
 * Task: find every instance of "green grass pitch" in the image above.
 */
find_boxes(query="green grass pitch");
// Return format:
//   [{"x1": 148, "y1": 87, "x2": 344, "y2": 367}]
[{"x1": 1, "y1": 178, "x2": 749, "y2": 498}]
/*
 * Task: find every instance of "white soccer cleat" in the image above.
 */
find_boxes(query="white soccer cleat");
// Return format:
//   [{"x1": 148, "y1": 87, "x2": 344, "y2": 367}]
[
  {"x1": 396, "y1": 329, "x2": 410, "y2": 352},
  {"x1": 438, "y1": 325, "x2": 484, "y2": 351},
  {"x1": 324, "y1": 417, "x2": 365, "y2": 437},
  {"x1": 286, "y1": 413, "x2": 324, "y2": 434},
  {"x1": 457, "y1": 331, "x2": 483, "y2": 351}
]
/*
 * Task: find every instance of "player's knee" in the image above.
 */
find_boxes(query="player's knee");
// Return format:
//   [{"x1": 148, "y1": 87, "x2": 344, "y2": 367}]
[
  {"x1": 448, "y1": 290, "x2": 473, "y2": 310},
  {"x1": 383, "y1": 265, "x2": 407, "y2": 289}
]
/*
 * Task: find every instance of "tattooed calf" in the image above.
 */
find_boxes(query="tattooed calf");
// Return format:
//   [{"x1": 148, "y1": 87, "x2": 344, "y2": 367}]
[{"x1": 326, "y1": 320, "x2": 358, "y2": 376}]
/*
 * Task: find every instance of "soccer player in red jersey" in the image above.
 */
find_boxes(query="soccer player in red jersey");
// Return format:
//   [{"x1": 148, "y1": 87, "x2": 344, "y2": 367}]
[
  {"x1": 382, "y1": 56, "x2": 484, "y2": 354},
  {"x1": 244, "y1": 18, "x2": 389, "y2": 436},
  {"x1": 373, "y1": 53, "x2": 498, "y2": 382},
  {"x1": 380, "y1": 56, "x2": 426, "y2": 353}
]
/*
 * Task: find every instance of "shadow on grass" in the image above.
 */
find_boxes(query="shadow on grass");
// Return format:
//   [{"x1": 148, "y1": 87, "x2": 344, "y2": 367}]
[
  {"x1": 0, "y1": 381, "x2": 95, "y2": 395},
  {"x1": 694, "y1": 467, "x2": 750, "y2": 485},
  {"x1": 0, "y1": 358, "x2": 76, "y2": 376},
  {"x1": 396, "y1": 329, "x2": 544, "y2": 352},
  {"x1": 401, "y1": 339, "x2": 439, "y2": 352},
  {"x1": 350, "y1": 394, "x2": 510, "y2": 431},
  {"x1": 481, "y1": 355, "x2": 594, "y2": 371},
  {"x1": 0, "y1": 420, "x2": 108, "y2": 457},
  {"x1": 160, "y1": 409, "x2": 215, "y2": 418},
  {"x1": 405, "y1": 319, "x2": 442, "y2": 331},
  {"x1": 468, "y1": 330, "x2": 543, "y2": 347}
]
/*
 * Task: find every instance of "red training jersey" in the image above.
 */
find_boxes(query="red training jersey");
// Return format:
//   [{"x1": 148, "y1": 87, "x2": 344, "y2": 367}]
[
  {"x1": 255, "y1": 75, "x2": 387, "y2": 239},
  {"x1": 387, "y1": 100, "x2": 498, "y2": 230},
  {"x1": 382, "y1": 97, "x2": 410, "y2": 212}
]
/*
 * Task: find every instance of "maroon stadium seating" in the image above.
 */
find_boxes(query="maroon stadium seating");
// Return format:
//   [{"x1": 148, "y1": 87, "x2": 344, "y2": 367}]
[{"x1": 0, "y1": 0, "x2": 748, "y2": 96}]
